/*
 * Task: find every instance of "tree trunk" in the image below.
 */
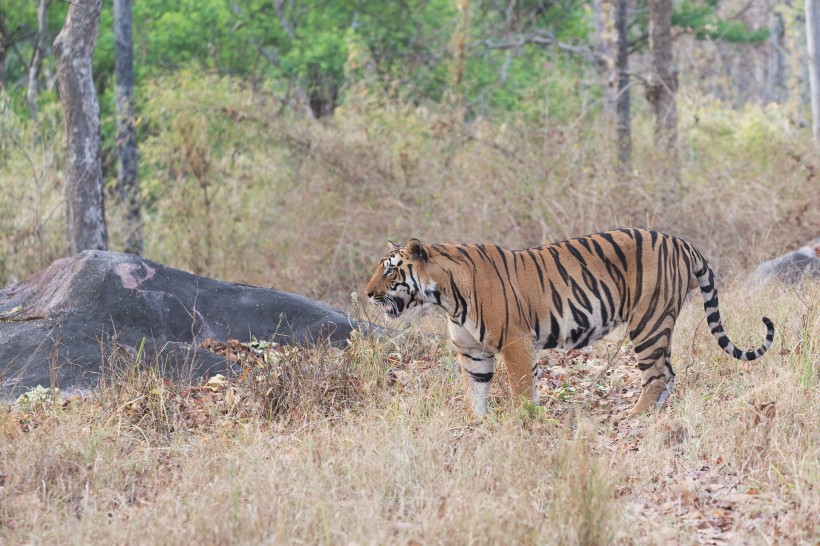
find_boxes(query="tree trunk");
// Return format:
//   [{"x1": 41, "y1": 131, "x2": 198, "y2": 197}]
[
  {"x1": 615, "y1": 0, "x2": 631, "y2": 169},
  {"x1": 766, "y1": 12, "x2": 786, "y2": 104},
  {"x1": 0, "y1": 14, "x2": 11, "y2": 91},
  {"x1": 0, "y1": 41, "x2": 6, "y2": 92},
  {"x1": 646, "y1": 0, "x2": 678, "y2": 162},
  {"x1": 115, "y1": 0, "x2": 142, "y2": 254},
  {"x1": 27, "y1": 0, "x2": 51, "y2": 118},
  {"x1": 807, "y1": 0, "x2": 820, "y2": 140},
  {"x1": 53, "y1": 0, "x2": 108, "y2": 254},
  {"x1": 592, "y1": 0, "x2": 615, "y2": 119}
]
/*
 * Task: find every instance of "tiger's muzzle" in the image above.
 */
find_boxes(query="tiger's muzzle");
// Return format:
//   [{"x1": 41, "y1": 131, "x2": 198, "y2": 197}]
[{"x1": 371, "y1": 294, "x2": 405, "y2": 318}]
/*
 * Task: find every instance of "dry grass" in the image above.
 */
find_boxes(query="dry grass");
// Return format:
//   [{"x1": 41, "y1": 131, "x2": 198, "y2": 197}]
[{"x1": 1, "y1": 282, "x2": 817, "y2": 544}]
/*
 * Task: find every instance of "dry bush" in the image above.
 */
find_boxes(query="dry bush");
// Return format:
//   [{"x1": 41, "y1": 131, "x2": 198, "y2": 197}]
[
  {"x1": 3, "y1": 73, "x2": 818, "y2": 307},
  {"x1": 0, "y1": 99, "x2": 66, "y2": 284}
]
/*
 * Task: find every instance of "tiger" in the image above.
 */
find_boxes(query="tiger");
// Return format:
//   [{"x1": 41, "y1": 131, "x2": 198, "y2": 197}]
[{"x1": 364, "y1": 228, "x2": 775, "y2": 417}]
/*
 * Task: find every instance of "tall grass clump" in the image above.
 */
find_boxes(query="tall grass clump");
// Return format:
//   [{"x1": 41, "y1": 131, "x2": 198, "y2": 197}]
[{"x1": 548, "y1": 419, "x2": 621, "y2": 546}]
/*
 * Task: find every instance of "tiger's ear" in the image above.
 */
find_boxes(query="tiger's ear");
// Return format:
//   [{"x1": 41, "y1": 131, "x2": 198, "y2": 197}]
[
  {"x1": 387, "y1": 240, "x2": 400, "y2": 250},
  {"x1": 406, "y1": 239, "x2": 428, "y2": 262}
]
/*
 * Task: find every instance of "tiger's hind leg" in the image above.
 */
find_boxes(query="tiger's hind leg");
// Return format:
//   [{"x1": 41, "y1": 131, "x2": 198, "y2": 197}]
[
  {"x1": 655, "y1": 347, "x2": 676, "y2": 409},
  {"x1": 628, "y1": 329, "x2": 674, "y2": 415}
]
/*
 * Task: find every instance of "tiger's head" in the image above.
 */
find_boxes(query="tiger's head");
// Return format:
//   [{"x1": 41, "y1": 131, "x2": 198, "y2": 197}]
[{"x1": 365, "y1": 239, "x2": 435, "y2": 319}]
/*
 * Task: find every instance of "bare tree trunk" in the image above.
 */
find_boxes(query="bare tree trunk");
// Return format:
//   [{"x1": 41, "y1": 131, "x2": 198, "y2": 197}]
[
  {"x1": 115, "y1": 0, "x2": 142, "y2": 254},
  {"x1": 0, "y1": 13, "x2": 12, "y2": 92},
  {"x1": 27, "y1": 0, "x2": 50, "y2": 118},
  {"x1": 766, "y1": 12, "x2": 786, "y2": 104},
  {"x1": 53, "y1": 0, "x2": 108, "y2": 254},
  {"x1": 0, "y1": 43, "x2": 6, "y2": 92},
  {"x1": 646, "y1": 0, "x2": 678, "y2": 164},
  {"x1": 592, "y1": 0, "x2": 615, "y2": 119},
  {"x1": 273, "y1": 0, "x2": 314, "y2": 117},
  {"x1": 807, "y1": 0, "x2": 820, "y2": 139},
  {"x1": 615, "y1": 0, "x2": 631, "y2": 169}
]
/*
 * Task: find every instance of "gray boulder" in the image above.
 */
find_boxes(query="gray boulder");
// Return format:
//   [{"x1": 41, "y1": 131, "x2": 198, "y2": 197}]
[
  {"x1": 750, "y1": 238, "x2": 820, "y2": 286},
  {"x1": 0, "y1": 251, "x2": 355, "y2": 396}
]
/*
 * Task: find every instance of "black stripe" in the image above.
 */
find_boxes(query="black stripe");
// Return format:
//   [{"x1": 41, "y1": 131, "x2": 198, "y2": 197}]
[
  {"x1": 568, "y1": 299, "x2": 590, "y2": 330},
  {"x1": 456, "y1": 246, "x2": 478, "y2": 269},
  {"x1": 494, "y1": 245, "x2": 510, "y2": 278},
  {"x1": 466, "y1": 371, "x2": 494, "y2": 383},
  {"x1": 642, "y1": 373, "x2": 665, "y2": 387},
  {"x1": 633, "y1": 229, "x2": 644, "y2": 307},
  {"x1": 544, "y1": 313, "x2": 560, "y2": 349},
  {"x1": 475, "y1": 245, "x2": 511, "y2": 332},
  {"x1": 549, "y1": 247, "x2": 570, "y2": 285},
  {"x1": 580, "y1": 267, "x2": 601, "y2": 298},
  {"x1": 633, "y1": 330, "x2": 671, "y2": 356},
  {"x1": 599, "y1": 280, "x2": 615, "y2": 323},
  {"x1": 550, "y1": 281, "x2": 564, "y2": 316},
  {"x1": 732, "y1": 347, "x2": 743, "y2": 359},
  {"x1": 448, "y1": 272, "x2": 468, "y2": 325},
  {"x1": 599, "y1": 232, "x2": 628, "y2": 270},
  {"x1": 649, "y1": 230, "x2": 659, "y2": 248},
  {"x1": 570, "y1": 277, "x2": 594, "y2": 313},
  {"x1": 566, "y1": 243, "x2": 587, "y2": 265},
  {"x1": 574, "y1": 328, "x2": 597, "y2": 348},
  {"x1": 527, "y1": 250, "x2": 545, "y2": 291}
]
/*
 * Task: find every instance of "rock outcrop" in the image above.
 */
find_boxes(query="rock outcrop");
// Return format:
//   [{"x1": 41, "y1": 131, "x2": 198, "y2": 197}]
[
  {"x1": 0, "y1": 251, "x2": 355, "y2": 395},
  {"x1": 749, "y1": 238, "x2": 820, "y2": 286}
]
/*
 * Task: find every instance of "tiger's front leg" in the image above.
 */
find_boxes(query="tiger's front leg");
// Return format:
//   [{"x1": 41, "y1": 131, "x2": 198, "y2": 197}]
[{"x1": 456, "y1": 352, "x2": 496, "y2": 417}]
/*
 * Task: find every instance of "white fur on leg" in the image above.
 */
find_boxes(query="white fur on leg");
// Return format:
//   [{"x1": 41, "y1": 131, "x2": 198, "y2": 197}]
[
  {"x1": 532, "y1": 376, "x2": 540, "y2": 406},
  {"x1": 468, "y1": 379, "x2": 493, "y2": 416},
  {"x1": 655, "y1": 375, "x2": 675, "y2": 409},
  {"x1": 460, "y1": 355, "x2": 496, "y2": 417}
]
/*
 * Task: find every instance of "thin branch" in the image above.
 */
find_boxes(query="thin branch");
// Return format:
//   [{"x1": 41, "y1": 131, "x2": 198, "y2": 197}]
[
  {"x1": 258, "y1": 45, "x2": 280, "y2": 68},
  {"x1": 474, "y1": 30, "x2": 610, "y2": 68}
]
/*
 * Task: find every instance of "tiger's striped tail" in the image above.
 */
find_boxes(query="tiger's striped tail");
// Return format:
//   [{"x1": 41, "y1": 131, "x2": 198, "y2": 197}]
[{"x1": 694, "y1": 257, "x2": 775, "y2": 361}]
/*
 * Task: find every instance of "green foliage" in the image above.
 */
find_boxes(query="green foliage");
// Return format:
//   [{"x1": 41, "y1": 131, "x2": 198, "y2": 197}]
[
  {"x1": 672, "y1": 0, "x2": 769, "y2": 45},
  {"x1": 15, "y1": 385, "x2": 60, "y2": 412},
  {"x1": 0, "y1": 0, "x2": 778, "y2": 122},
  {"x1": 517, "y1": 398, "x2": 558, "y2": 425}
]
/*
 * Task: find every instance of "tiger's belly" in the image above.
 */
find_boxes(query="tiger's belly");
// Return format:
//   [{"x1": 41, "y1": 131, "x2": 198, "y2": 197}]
[
  {"x1": 445, "y1": 306, "x2": 620, "y2": 355},
  {"x1": 535, "y1": 307, "x2": 620, "y2": 350}
]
